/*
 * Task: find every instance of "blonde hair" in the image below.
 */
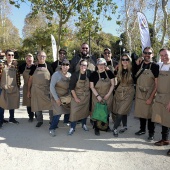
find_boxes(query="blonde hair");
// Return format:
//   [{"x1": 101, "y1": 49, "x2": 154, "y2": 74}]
[{"x1": 117, "y1": 53, "x2": 132, "y2": 84}]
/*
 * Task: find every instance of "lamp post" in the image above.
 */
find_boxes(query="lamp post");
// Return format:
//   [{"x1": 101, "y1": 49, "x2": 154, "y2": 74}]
[{"x1": 119, "y1": 40, "x2": 122, "y2": 57}]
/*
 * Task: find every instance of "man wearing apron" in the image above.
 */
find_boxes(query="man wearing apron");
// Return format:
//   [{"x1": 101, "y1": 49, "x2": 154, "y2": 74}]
[
  {"x1": 27, "y1": 51, "x2": 53, "y2": 127},
  {"x1": 19, "y1": 53, "x2": 35, "y2": 122},
  {"x1": 134, "y1": 47, "x2": 159, "y2": 141},
  {"x1": 51, "y1": 49, "x2": 67, "y2": 72},
  {"x1": 49, "y1": 59, "x2": 71, "y2": 136},
  {"x1": 0, "y1": 50, "x2": 20, "y2": 128},
  {"x1": 152, "y1": 48, "x2": 170, "y2": 150},
  {"x1": 69, "y1": 43, "x2": 96, "y2": 73}
]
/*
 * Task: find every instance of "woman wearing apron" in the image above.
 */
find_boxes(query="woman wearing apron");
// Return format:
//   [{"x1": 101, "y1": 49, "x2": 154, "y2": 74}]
[
  {"x1": 49, "y1": 59, "x2": 71, "y2": 136},
  {"x1": 112, "y1": 54, "x2": 135, "y2": 137},
  {"x1": 19, "y1": 53, "x2": 35, "y2": 122},
  {"x1": 0, "y1": 50, "x2": 20, "y2": 128},
  {"x1": 90, "y1": 58, "x2": 115, "y2": 136},
  {"x1": 27, "y1": 51, "x2": 53, "y2": 127},
  {"x1": 151, "y1": 48, "x2": 170, "y2": 155},
  {"x1": 68, "y1": 59, "x2": 91, "y2": 135}
]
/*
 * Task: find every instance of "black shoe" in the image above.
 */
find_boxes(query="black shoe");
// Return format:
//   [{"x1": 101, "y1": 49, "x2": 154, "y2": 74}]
[
  {"x1": 148, "y1": 136, "x2": 154, "y2": 141},
  {"x1": 3, "y1": 119, "x2": 8, "y2": 123},
  {"x1": 36, "y1": 122, "x2": 43, "y2": 127},
  {"x1": 135, "y1": 130, "x2": 145, "y2": 136},
  {"x1": 28, "y1": 118, "x2": 33, "y2": 122},
  {"x1": 9, "y1": 119, "x2": 19, "y2": 124},
  {"x1": 94, "y1": 128, "x2": 100, "y2": 136}
]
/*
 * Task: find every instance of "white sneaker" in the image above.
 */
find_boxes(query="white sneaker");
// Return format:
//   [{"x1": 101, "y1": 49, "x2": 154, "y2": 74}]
[
  {"x1": 82, "y1": 124, "x2": 89, "y2": 131},
  {"x1": 113, "y1": 129, "x2": 118, "y2": 137},
  {"x1": 68, "y1": 128, "x2": 74, "y2": 135},
  {"x1": 49, "y1": 129, "x2": 56, "y2": 137}
]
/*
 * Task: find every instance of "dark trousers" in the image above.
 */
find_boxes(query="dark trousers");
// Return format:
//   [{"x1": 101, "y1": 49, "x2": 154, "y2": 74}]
[
  {"x1": 71, "y1": 118, "x2": 87, "y2": 129},
  {"x1": 0, "y1": 107, "x2": 15, "y2": 123},
  {"x1": 140, "y1": 118, "x2": 155, "y2": 135},
  {"x1": 162, "y1": 126, "x2": 169, "y2": 140},
  {"x1": 114, "y1": 114, "x2": 127, "y2": 129},
  {"x1": 27, "y1": 107, "x2": 34, "y2": 119}
]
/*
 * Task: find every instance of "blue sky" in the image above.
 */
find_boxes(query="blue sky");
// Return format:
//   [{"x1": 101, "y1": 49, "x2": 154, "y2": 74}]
[{"x1": 9, "y1": 1, "x2": 119, "y2": 38}]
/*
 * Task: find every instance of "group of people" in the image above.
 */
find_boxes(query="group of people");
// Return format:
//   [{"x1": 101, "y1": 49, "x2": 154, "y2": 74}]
[{"x1": 0, "y1": 44, "x2": 170, "y2": 156}]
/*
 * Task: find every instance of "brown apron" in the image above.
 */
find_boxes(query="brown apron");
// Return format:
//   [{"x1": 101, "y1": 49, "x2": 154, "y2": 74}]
[
  {"x1": 31, "y1": 65, "x2": 52, "y2": 112},
  {"x1": 134, "y1": 63, "x2": 155, "y2": 119},
  {"x1": 92, "y1": 71, "x2": 113, "y2": 113},
  {"x1": 75, "y1": 57, "x2": 95, "y2": 72},
  {"x1": 69, "y1": 72, "x2": 90, "y2": 121},
  {"x1": 22, "y1": 67, "x2": 31, "y2": 106},
  {"x1": 113, "y1": 80, "x2": 135, "y2": 115},
  {"x1": 51, "y1": 71, "x2": 71, "y2": 115},
  {"x1": 0, "y1": 65, "x2": 20, "y2": 109},
  {"x1": 152, "y1": 66, "x2": 170, "y2": 127}
]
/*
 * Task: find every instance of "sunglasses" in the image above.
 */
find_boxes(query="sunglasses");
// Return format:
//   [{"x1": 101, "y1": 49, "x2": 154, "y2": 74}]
[
  {"x1": 82, "y1": 48, "x2": 88, "y2": 49},
  {"x1": 143, "y1": 52, "x2": 152, "y2": 55},
  {"x1": 8, "y1": 54, "x2": 14, "y2": 56},
  {"x1": 104, "y1": 52, "x2": 111, "y2": 55},
  {"x1": 62, "y1": 63, "x2": 69, "y2": 66},
  {"x1": 121, "y1": 58, "x2": 129, "y2": 61}
]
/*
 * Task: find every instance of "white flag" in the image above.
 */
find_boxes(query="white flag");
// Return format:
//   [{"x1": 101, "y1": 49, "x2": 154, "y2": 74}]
[
  {"x1": 137, "y1": 12, "x2": 151, "y2": 51},
  {"x1": 51, "y1": 34, "x2": 57, "y2": 62}
]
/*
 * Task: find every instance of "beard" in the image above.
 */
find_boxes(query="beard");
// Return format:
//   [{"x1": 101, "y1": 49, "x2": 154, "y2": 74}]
[{"x1": 81, "y1": 51, "x2": 89, "y2": 57}]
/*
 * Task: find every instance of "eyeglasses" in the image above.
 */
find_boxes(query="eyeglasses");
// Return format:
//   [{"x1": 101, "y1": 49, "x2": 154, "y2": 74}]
[
  {"x1": 143, "y1": 52, "x2": 152, "y2": 55},
  {"x1": 104, "y1": 52, "x2": 111, "y2": 55},
  {"x1": 121, "y1": 58, "x2": 129, "y2": 61},
  {"x1": 82, "y1": 47, "x2": 88, "y2": 49},
  {"x1": 62, "y1": 63, "x2": 69, "y2": 66},
  {"x1": 8, "y1": 54, "x2": 14, "y2": 56},
  {"x1": 80, "y1": 64, "x2": 88, "y2": 67},
  {"x1": 59, "y1": 52, "x2": 66, "y2": 55}
]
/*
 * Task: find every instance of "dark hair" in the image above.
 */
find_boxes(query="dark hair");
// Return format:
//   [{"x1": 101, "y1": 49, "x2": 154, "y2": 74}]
[
  {"x1": 59, "y1": 49, "x2": 67, "y2": 54},
  {"x1": 143, "y1": 47, "x2": 154, "y2": 53},
  {"x1": 159, "y1": 48, "x2": 169, "y2": 53},
  {"x1": 5, "y1": 49, "x2": 14, "y2": 55},
  {"x1": 79, "y1": 59, "x2": 88, "y2": 65}
]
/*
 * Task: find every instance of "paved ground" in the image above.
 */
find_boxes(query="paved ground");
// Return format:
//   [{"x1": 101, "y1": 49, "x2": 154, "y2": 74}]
[{"x1": 0, "y1": 82, "x2": 170, "y2": 170}]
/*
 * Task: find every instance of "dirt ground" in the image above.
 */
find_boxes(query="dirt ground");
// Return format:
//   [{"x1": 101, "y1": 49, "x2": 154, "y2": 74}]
[{"x1": 0, "y1": 84, "x2": 170, "y2": 170}]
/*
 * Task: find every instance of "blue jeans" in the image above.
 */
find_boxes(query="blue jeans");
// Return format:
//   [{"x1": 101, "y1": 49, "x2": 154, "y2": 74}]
[
  {"x1": 71, "y1": 118, "x2": 87, "y2": 129},
  {"x1": 49, "y1": 115, "x2": 61, "y2": 130}
]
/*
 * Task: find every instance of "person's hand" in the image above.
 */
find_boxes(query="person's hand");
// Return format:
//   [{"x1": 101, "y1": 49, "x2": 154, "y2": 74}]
[
  {"x1": 136, "y1": 57, "x2": 143, "y2": 65},
  {"x1": 146, "y1": 98, "x2": 152, "y2": 105},
  {"x1": 97, "y1": 95, "x2": 103, "y2": 102},
  {"x1": 56, "y1": 99, "x2": 61, "y2": 106},
  {"x1": 74, "y1": 97, "x2": 81, "y2": 103},
  {"x1": 166, "y1": 102, "x2": 170, "y2": 112},
  {"x1": 104, "y1": 94, "x2": 109, "y2": 100},
  {"x1": 27, "y1": 91, "x2": 31, "y2": 98}
]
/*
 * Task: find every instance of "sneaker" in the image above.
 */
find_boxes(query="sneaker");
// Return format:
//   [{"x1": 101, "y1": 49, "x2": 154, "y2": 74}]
[
  {"x1": 82, "y1": 124, "x2": 89, "y2": 131},
  {"x1": 49, "y1": 129, "x2": 56, "y2": 137},
  {"x1": 113, "y1": 129, "x2": 118, "y2": 137},
  {"x1": 119, "y1": 127, "x2": 128, "y2": 133},
  {"x1": 9, "y1": 119, "x2": 19, "y2": 124},
  {"x1": 135, "y1": 130, "x2": 145, "y2": 136},
  {"x1": 68, "y1": 128, "x2": 75, "y2": 135},
  {"x1": 3, "y1": 119, "x2": 8, "y2": 123},
  {"x1": 154, "y1": 140, "x2": 170, "y2": 146},
  {"x1": 36, "y1": 122, "x2": 43, "y2": 127},
  {"x1": 148, "y1": 136, "x2": 154, "y2": 141}
]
